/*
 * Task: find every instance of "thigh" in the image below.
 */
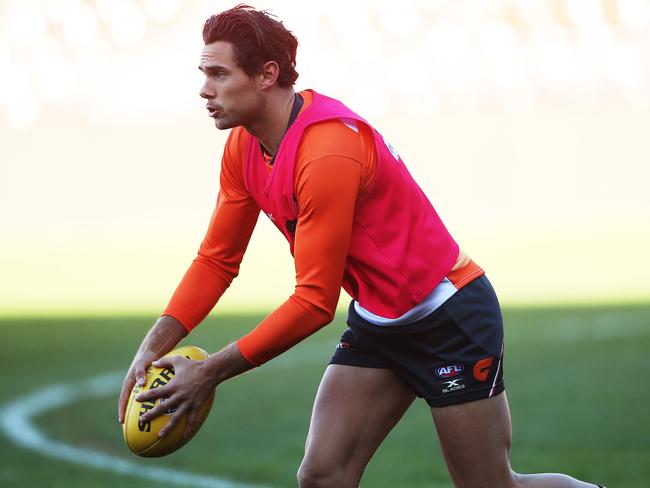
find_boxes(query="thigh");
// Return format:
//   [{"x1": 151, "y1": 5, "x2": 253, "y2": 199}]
[
  {"x1": 301, "y1": 364, "x2": 416, "y2": 483},
  {"x1": 431, "y1": 392, "x2": 516, "y2": 488}
]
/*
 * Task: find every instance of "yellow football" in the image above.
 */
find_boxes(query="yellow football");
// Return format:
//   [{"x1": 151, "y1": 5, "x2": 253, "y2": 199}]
[{"x1": 123, "y1": 345, "x2": 215, "y2": 457}]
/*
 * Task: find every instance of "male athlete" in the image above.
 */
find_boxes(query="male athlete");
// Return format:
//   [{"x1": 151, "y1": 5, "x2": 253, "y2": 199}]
[{"x1": 118, "y1": 6, "x2": 604, "y2": 488}]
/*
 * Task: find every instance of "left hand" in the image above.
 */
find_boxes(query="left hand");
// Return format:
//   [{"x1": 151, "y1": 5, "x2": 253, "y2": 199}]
[{"x1": 135, "y1": 355, "x2": 216, "y2": 439}]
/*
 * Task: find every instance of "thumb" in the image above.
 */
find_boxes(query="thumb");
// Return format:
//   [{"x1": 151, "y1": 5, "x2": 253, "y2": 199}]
[{"x1": 134, "y1": 364, "x2": 148, "y2": 387}]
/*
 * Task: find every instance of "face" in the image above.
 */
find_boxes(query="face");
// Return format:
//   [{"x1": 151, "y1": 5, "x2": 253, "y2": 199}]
[{"x1": 199, "y1": 41, "x2": 263, "y2": 129}]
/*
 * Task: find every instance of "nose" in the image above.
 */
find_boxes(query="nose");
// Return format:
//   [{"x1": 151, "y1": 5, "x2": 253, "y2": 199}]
[{"x1": 199, "y1": 78, "x2": 214, "y2": 100}]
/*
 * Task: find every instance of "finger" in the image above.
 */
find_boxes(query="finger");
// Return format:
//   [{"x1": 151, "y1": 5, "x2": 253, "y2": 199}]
[
  {"x1": 138, "y1": 393, "x2": 179, "y2": 424},
  {"x1": 118, "y1": 372, "x2": 136, "y2": 424},
  {"x1": 136, "y1": 383, "x2": 173, "y2": 403},
  {"x1": 151, "y1": 355, "x2": 180, "y2": 369},
  {"x1": 183, "y1": 408, "x2": 199, "y2": 440},
  {"x1": 159, "y1": 403, "x2": 188, "y2": 438}
]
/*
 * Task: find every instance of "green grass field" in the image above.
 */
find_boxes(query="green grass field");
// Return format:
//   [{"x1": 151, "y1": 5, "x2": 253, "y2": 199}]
[{"x1": 1, "y1": 305, "x2": 649, "y2": 488}]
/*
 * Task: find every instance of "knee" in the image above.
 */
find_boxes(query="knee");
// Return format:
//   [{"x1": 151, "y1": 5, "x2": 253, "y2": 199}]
[{"x1": 297, "y1": 459, "x2": 351, "y2": 488}]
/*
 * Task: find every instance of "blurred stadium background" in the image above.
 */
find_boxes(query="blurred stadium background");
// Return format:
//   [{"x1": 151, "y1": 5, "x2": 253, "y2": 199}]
[
  {"x1": 1, "y1": 1, "x2": 649, "y2": 487},
  {"x1": 1, "y1": 0, "x2": 648, "y2": 314}
]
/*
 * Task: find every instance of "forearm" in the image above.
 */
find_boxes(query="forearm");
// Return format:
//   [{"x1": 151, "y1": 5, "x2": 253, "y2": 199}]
[
  {"x1": 163, "y1": 194, "x2": 260, "y2": 332},
  {"x1": 237, "y1": 296, "x2": 333, "y2": 365},
  {"x1": 136, "y1": 315, "x2": 188, "y2": 358},
  {"x1": 162, "y1": 260, "x2": 233, "y2": 332}
]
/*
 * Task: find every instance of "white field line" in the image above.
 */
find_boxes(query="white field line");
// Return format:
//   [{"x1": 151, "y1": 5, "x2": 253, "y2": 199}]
[
  {"x1": 0, "y1": 372, "x2": 271, "y2": 488},
  {"x1": 6, "y1": 323, "x2": 633, "y2": 487}
]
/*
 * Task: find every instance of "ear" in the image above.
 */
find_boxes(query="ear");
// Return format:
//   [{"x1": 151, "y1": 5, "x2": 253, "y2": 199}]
[{"x1": 259, "y1": 60, "x2": 280, "y2": 89}]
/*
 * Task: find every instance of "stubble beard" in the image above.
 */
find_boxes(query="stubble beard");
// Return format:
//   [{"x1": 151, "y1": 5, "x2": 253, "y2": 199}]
[
  {"x1": 212, "y1": 92, "x2": 264, "y2": 131},
  {"x1": 212, "y1": 110, "x2": 243, "y2": 130}
]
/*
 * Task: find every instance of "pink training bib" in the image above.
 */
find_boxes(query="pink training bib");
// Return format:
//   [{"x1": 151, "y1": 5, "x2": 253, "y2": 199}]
[{"x1": 243, "y1": 90, "x2": 459, "y2": 318}]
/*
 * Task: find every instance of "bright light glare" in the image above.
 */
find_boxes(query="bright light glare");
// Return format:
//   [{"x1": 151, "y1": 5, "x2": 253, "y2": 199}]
[
  {"x1": 567, "y1": 0, "x2": 604, "y2": 31},
  {"x1": 386, "y1": 52, "x2": 438, "y2": 118},
  {"x1": 143, "y1": 0, "x2": 181, "y2": 21},
  {"x1": 427, "y1": 23, "x2": 476, "y2": 87},
  {"x1": 298, "y1": 48, "x2": 347, "y2": 94},
  {"x1": 89, "y1": 43, "x2": 198, "y2": 124},
  {"x1": 325, "y1": 2, "x2": 370, "y2": 37},
  {"x1": 95, "y1": 0, "x2": 133, "y2": 22},
  {"x1": 41, "y1": 61, "x2": 76, "y2": 102},
  {"x1": 514, "y1": 0, "x2": 552, "y2": 22},
  {"x1": 348, "y1": 83, "x2": 389, "y2": 122},
  {"x1": 0, "y1": 0, "x2": 648, "y2": 124},
  {"x1": 0, "y1": 62, "x2": 24, "y2": 106},
  {"x1": 339, "y1": 21, "x2": 384, "y2": 63},
  {"x1": 27, "y1": 36, "x2": 75, "y2": 103},
  {"x1": 9, "y1": 6, "x2": 47, "y2": 47},
  {"x1": 537, "y1": 41, "x2": 577, "y2": 85},
  {"x1": 618, "y1": 0, "x2": 650, "y2": 30},
  {"x1": 608, "y1": 44, "x2": 642, "y2": 88},
  {"x1": 415, "y1": 0, "x2": 449, "y2": 10},
  {"x1": 377, "y1": 2, "x2": 420, "y2": 36},
  {"x1": 62, "y1": 6, "x2": 98, "y2": 48},
  {"x1": 0, "y1": 61, "x2": 40, "y2": 128},
  {"x1": 6, "y1": 94, "x2": 40, "y2": 130},
  {"x1": 385, "y1": 52, "x2": 432, "y2": 93},
  {"x1": 46, "y1": 0, "x2": 83, "y2": 24},
  {"x1": 110, "y1": 5, "x2": 148, "y2": 48},
  {"x1": 501, "y1": 89, "x2": 535, "y2": 112},
  {"x1": 479, "y1": 21, "x2": 526, "y2": 90},
  {"x1": 0, "y1": 38, "x2": 10, "y2": 68}
]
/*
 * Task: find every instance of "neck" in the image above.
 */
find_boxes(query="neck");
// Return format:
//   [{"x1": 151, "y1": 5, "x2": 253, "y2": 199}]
[{"x1": 244, "y1": 88, "x2": 296, "y2": 155}]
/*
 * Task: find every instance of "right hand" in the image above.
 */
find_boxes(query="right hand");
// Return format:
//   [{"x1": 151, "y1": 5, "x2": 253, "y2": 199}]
[
  {"x1": 118, "y1": 350, "x2": 160, "y2": 424},
  {"x1": 116, "y1": 315, "x2": 188, "y2": 424}
]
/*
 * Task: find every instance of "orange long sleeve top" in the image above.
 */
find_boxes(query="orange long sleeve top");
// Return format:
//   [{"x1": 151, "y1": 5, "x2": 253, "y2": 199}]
[{"x1": 163, "y1": 91, "x2": 377, "y2": 365}]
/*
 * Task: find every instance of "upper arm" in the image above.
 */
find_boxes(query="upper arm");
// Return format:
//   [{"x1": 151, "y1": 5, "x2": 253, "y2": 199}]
[
  {"x1": 292, "y1": 154, "x2": 363, "y2": 317},
  {"x1": 162, "y1": 129, "x2": 260, "y2": 331},
  {"x1": 232, "y1": 122, "x2": 369, "y2": 364},
  {"x1": 199, "y1": 129, "x2": 260, "y2": 262}
]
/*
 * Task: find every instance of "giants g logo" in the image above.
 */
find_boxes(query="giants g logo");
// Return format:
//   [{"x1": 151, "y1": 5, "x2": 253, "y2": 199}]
[{"x1": 473, "y1": 357, "x2": 494, "y2": 382}]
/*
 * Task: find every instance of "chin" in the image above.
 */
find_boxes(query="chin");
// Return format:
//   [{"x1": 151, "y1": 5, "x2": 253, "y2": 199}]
[{"x1": 214, "y1": 118, "x2": 237, "y2": 130}]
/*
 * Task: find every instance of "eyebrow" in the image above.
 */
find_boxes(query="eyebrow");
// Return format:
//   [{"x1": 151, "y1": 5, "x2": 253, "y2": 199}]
[{"x1": 198, "y1": 65, "x2": 229, "y2": 74}]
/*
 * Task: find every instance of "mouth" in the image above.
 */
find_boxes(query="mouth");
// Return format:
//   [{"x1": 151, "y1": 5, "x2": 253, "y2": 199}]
[{"x1": 206, "y1": 105, "x2": 221, "y2": 118}]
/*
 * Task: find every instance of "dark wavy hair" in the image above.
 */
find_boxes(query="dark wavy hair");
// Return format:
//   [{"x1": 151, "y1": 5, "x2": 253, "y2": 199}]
[{"x1": 202, "y1": 4, "x2": 299, "y2": 88}]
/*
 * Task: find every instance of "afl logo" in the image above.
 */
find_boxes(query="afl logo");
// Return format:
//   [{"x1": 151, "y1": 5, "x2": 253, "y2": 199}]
[{"x1": 435, "y1": 364, "x2": 464, "y2": 379}]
